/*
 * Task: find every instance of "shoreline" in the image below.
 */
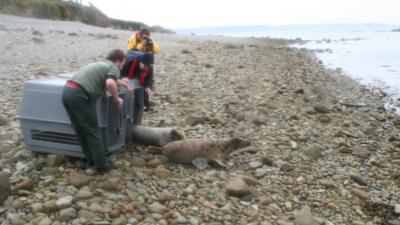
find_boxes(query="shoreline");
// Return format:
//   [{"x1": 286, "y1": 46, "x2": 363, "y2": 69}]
[{"x1": 0, "y1": 14, "x2": 399, "y2": 224}]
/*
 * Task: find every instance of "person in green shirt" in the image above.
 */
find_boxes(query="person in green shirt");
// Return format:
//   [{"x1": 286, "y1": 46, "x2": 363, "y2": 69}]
[{"x1": 62, "y1": 49, "x2": 131, "y2": 174}]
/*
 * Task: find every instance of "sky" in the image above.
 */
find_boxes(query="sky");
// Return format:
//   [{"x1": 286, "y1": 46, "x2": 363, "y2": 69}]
[{"x1": 83, "y1": 0, "x2": 400, "y2": 29}]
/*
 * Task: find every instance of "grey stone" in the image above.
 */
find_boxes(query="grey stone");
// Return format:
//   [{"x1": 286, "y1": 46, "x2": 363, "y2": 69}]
[
  {"x1": 350, "y1": 174, "x2": 368, "y2": 186},
  {"x1": 176, "y1": 215, "x2": 189, "y2": 224},
  {"x1": 75, "y1": 190, "x2": 93, "y2": 201},
  {"x1": 295, "y1": 206, "x2": 318, "y2": 225},
  {"x1": 280, "y1": 162, "x2": 294, "y2": 172},
  {"x1": 56, "y1": 195, "x2": 73, "y2": 209},
  {"x1": 103, "y1": 177, "x2": 120, "y2": 191},
  {"x1": 69, "y1": 173, "x2": 91, "y2": 188},
  {"x1": 226, "y1": 178, "x2": 250, "y2": 197},
  {"x1": 56, "y1": 208, "x2": 77, "y2": 222},
  {"x1": 111, "y1": 217, "x2": 127, "y2": 225},
  {"x1": 304, "y1": 144, "x2": 324, "y2": 160},
  {"x1": 78, "y1": 209, "x2": 102, "y2": 222},
  {"x1": 192, "y1": 158, "x2": 209, "y2": 170},
  {"x1": 395, "y1": 204, "x2": 400, "y2": 214},
  {"x1": 149, "y1": 202, "x2": 168, "y2": 214},
  {"x1": 154, "y1": 167, "x2": 172, "y2": 179},
  {"x1": 46, "y1": 154, "x2": 64, "y2": 167},
  {"x1": 249, "y1": 160, "x2": 263, "y2": 168}
]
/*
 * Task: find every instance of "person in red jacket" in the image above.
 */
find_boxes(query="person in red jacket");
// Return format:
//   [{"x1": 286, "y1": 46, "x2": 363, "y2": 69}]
[{"x1": 121, "y1": 50, "x2": 154, "y2": 112}]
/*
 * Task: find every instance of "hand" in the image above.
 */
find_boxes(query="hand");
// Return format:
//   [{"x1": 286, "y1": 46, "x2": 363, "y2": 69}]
[
  {"x1": 126, "y1": 86, "x2": 134, "y2": 94},
  {"x1": 141, "y1": 38, "x2": 147, "y2": 46},
  {"x1": 115, "y1": 97, "x2": 123, "y2": 108},
  {"x1": 145, "y1": 87, "x2": 152, "y2": 94}
]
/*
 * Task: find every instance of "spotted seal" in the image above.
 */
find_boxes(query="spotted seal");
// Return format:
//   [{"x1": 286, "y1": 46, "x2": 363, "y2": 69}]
[{"x1": 148, "y1": 138, "x2": 251, "y2": 167}]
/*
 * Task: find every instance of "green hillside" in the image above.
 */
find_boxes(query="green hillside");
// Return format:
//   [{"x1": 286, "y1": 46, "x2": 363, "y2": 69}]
[{"x1": 0, "y1": 0, "x2": 174, "y2": 33}]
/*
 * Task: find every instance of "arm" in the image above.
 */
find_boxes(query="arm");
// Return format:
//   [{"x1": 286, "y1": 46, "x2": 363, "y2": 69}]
[
  {"x1": 152, "y1": 42, "x2": 160, "y2": 54},
  {"x1": 143, "y1": 66, "x2": 154, "y2": 91},
  {"x1": 117, "y1": 79, "x2": 133, "y2": 94},
  {"x1": 106, "y1": 78, "x2": 123, "y2": 107}
]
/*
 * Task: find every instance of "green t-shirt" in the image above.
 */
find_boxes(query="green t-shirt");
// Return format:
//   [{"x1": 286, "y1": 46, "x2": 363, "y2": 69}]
[{"x1": 71, "y1": 60, "x2": 120, "y2": 98}]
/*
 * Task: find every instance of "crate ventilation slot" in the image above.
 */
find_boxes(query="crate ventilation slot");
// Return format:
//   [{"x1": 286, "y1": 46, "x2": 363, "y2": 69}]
[{"x1": 31, "y1": 129, "x2": 80, "y2": 145}]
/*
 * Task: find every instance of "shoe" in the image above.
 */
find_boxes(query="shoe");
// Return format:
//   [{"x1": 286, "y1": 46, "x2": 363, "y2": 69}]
[
  {"x1": 76, "y1": 159, "x2": 94, "y2": 170},
  {"x1": 95, "y1": 161, "x2": 116, "y2": 175},
  {"x1": 95, "y1": 164, "x2": 112, "y2": 175}
]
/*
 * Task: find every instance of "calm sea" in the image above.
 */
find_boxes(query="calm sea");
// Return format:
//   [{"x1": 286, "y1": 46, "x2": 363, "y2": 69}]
[{"x1": 178, "y1": 25, "x2": 400, "y2": 104}]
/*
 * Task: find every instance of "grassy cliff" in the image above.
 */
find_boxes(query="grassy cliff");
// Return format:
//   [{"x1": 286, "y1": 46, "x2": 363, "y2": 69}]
[{"x1": 0, "y1": 0, "x2": 174, "y2": 33}]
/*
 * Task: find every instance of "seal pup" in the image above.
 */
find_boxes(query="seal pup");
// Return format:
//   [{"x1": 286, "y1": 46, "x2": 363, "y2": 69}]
[
  {"x1": 148, "y1": 137, "x2": 251, "y2": 167},
  {"x1": 129, "y1": 126, "x2": 185, "y2": 147}
]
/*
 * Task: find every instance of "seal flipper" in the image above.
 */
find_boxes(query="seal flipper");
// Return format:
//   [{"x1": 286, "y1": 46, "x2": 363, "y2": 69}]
[{"x1": 210, "y1": 158, "x2": 228, "y2": 168}]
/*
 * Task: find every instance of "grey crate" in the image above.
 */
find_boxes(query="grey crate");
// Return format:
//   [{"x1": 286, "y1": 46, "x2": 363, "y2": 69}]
[{"x1": 17, "y1": 74, "x2": 143, "y2": 158}]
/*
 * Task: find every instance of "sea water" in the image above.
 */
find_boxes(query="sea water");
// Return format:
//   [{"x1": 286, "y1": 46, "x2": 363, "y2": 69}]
[{"x1": 178, "y1": 25, "x2": 400, "y2": 100}]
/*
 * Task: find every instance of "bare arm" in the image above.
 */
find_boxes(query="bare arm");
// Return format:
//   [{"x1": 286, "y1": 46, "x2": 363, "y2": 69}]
[
  {"x1": 106, "y1": 78, "x2": 123, "y2": 107},
  {"x1": 117, "y1": 79, "x2": 133, "y2": 94}
]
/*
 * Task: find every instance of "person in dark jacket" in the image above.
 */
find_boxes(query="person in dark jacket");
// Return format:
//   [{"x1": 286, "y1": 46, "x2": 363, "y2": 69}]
[{"x1": 121, "y1": 50, "x2": 154, "y2": 111}]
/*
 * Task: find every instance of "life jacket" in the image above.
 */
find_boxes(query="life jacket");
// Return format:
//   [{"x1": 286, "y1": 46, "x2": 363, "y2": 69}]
[
  {"x1": 127, "y1": 51, "x2": 149, "y2": 86},
  {"x1": 128, "y1": 32, "x2": 142, "y2": 50}
]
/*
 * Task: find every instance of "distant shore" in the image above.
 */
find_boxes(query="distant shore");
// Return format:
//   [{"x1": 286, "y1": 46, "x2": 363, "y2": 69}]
[{"x1": 0, "y1": 14, "x2": 399, "y2": 224}]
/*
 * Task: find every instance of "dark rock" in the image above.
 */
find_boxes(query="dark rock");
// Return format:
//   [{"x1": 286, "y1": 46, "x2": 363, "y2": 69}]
[
  {"x1": 185, "y1": 115, "x2": 210, "y2": 126},
  {"x1": 67, "y1": 32, "x2": 79, "y2": 37},
  {"x1": 31, "y1": 37, "x2": 45, "y2": 44},
  {"x1": 0, "y1": 172, "x2": 11, "y2": 204},
  {"x1": 109, "y1": 209, "x2": 121, "y2": 218},
  {"x1": 295, "y1": 88, "x2": 304, "y2": 94},
  {"x1": 240, "y1": 194, "x2": 255, "y2": 202},
  {"x1": 339, "y1": 147, "x2": 352, "y2": 154},
  {"x1": 223, "y1": 43, "x2": 243, "y2": 49},
  {"x1": 350, "y1": 173, "x2": 368, "y2": 186},
  {"x1": 261, "y1": 156, "x2": 274, "y2": 166},
  {"x1": 313, "y1": 105, "x2": 330, "y2": 113},
  {"x1": 181, "y1": 49, "x2": 192, "y2": 54},
  {"x1": 32, "y1": 30, "x2": 43, "y2": 36},
  {"x1": 317, "y1": 115, "x2": 331, "y2": 123}
]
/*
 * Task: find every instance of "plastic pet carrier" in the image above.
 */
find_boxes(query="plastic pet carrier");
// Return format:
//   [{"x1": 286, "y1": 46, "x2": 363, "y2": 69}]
[{"x1": 17, "y1": 74, "x2": 144, "y2": 158}]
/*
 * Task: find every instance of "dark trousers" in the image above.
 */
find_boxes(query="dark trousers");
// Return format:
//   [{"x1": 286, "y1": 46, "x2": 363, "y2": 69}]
[
  {"x1": 144, "y1": 91, "x2": 150, "y2": 109},
  {"x1": 62, "y1": 86, "x2": 106, "y2": 170}
]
